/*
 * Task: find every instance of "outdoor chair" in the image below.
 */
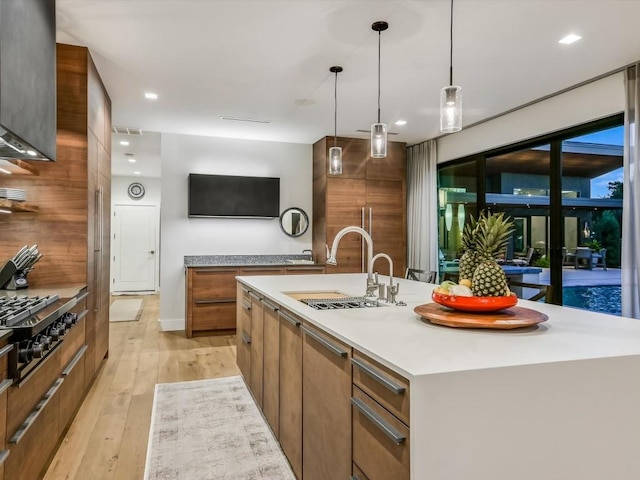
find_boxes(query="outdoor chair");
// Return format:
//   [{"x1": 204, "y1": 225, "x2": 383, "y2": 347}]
[
  {"x1": 511, "y1": 247, "x2": 534, "y2": 266},
  {"x1": 508, "y1": 280, "x2": 553, "y2": 303},
  {"x1": 574, "y1": 247, "x2": 592, "y2": 269},
  {"x1": 405, "y1": 268, "x2": 437, "y2": 283},
  {"x1": 594, "y1": 248, "x2": 607, "y2": 270}
]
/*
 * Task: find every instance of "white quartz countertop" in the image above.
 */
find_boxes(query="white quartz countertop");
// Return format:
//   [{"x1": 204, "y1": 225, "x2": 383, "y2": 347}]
[{"x1": 237, "y1": 273, "x2": 640, "y2": 380}]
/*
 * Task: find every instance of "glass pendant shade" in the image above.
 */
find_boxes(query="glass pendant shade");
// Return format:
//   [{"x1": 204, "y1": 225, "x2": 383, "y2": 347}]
[
  {"x1": 444, "y1": 203, "x2": 453, "y2": 231},
  {"x1": 371, "y1": 123, "x2": 387, "y2": 158},
  {"x1": 440, "y1": 85, "x2": 462, "y2": 133},
  {"x1": 457, "y1": 203, "x2": 465, "y2": 231},
  {"x1": 329, "y1": 146, "x2": 343, "y2": 175}
]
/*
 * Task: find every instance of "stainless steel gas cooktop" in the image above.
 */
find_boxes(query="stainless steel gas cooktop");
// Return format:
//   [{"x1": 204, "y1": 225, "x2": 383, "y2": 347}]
[{"x1": 300, "y1": 296, "x2": 379, "y2": 310}]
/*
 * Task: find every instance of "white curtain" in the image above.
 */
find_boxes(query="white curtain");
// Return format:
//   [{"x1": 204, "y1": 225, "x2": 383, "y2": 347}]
[
  {"x1": 622, "y1": 64, "x2": 640, "y2": 318},
  {"x1": 406, "y1": 140, "x2": 439, "y2": 279}
]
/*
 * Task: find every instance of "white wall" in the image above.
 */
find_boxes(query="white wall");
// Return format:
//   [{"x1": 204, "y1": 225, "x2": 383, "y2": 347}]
[
  {"x1": 437, "y1": 72, "x2": 625, "y2": 163},
  {"x1": 159, "y1": 133, "x2": 312, "y2": 330},
  {"x1": 111, "y1": 176, "x2": 162, "y2": 293}
]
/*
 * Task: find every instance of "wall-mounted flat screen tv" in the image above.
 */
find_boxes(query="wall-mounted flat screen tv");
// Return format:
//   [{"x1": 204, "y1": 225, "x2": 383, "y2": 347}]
[{"x1": 188, "y1": 173, "x2": 280, "y2": 218}]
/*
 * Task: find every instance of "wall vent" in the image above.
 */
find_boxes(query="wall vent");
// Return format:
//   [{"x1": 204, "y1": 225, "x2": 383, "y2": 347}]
[{"x1": 112, "y1": 126, "x2": 143, "y2": 135}]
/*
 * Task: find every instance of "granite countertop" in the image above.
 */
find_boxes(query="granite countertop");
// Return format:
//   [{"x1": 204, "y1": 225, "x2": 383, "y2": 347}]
[{"x1": 184, "y1": 254, "x2": 321, "y2": 267}]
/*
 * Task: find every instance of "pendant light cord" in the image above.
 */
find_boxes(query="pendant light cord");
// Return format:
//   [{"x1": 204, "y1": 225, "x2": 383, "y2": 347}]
[
  {"x1": 449, "y1": 0, "x2": 454, "y2": 86},
  {"x1": 334, "y1": 70, "x2": 338, "y2": 147},
  {"x1": 377, "y1": 29, "x2": 382, "y2": 123}
]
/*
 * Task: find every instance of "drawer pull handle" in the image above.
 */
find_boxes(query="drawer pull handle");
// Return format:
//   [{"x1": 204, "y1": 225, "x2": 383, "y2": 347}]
[
  {"x1": 76, "y1": 290, "x2": 90, "y2": 303},
  {"x1": 0, "y1": 343, "x2": 14, "y2": 359},
  {"x1": 62, "y1": 345, "x2": 88, "y2": 376},
  {"x1": 242, "y1": 267, "x2": 282, "y2": 272},
  {"x1": 195, "y1": 298, "x2": 236, "y2": 305},
  {"x1": 264, "y1": 302, "x2": 279, "y2": 312},
  {"x1": 77, "y1": 308, "x2": 89, "y2": 322},
  {"x1": 242, "y1": 300, "x2": 252, "y2": 311},
  {"x1": 351, "y1": 396, "x2": 406, "y2": 445},
  {"x1": 301, "y1": 325, "x2": 347, "y2": 358},
  {"x1": 249, "y1": 292, "x2": 262, "y2": 302},
  {"x1": 286, "y1": 266, "x2": 325, "y2": 271},
  {"x1": 352, "y1": 358, "x2": 406, "y2": 395},
  {"x1": 0, "y1": 378, "x2": 13, "y2": 396},
  {"x1": 279, "y1": 311, "x2": 301, "y2": 327},
  {"x1": 0, "y1": 449, "x2": 9, "y2": 466},
  {"x1": 195, "y1": 268, "x2": 238, "y2": 273},
  {"x1": 350, "y1": 476, "x2": 361, "y2": 480},
  {"x1": 241, "y1": 332, "x2": 251, "y2": 345},
  {"x1": 10, "y1": 378, "x2": 65, "y2": 444}
]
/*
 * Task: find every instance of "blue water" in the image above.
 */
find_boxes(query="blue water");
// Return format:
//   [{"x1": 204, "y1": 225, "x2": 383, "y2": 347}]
[{"x1": 563, "y1": 286, "x2": 621, "y2": 316}]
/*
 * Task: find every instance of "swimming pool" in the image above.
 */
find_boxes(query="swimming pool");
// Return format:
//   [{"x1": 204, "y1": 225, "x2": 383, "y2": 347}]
[{"x1": 563, "y1": 285, "x2": 621, "y2": 316}]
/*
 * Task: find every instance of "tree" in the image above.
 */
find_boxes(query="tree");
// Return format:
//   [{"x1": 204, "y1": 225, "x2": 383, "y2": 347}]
[
  {"x1": 607, "y1": 181, "x2": 623, "y2": 199},
  {"x1": 592, "y1": 210, "x2": 621, "y2": 267}
]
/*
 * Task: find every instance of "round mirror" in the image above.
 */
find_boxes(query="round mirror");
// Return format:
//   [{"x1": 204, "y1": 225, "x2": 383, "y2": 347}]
[{"x1": 280, "y1": 207, "x2": 309, "y2": 237}]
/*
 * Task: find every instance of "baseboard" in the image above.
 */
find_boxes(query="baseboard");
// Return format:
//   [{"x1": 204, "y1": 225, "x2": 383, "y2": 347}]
[{"x1": 159, "y1": 318, "x2": 184, "y2": 332}]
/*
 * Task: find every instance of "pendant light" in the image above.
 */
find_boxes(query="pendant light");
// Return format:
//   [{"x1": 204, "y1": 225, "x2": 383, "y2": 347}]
[
  {"x1": 440, "y1": 0, "x2": 462, "y2": 133},
  {"x1": 329, "y1": 66, "x2": 343, "y2": 175},
  {"x1": 371, "y1": 21, "x2": 388, "y2": 158}
]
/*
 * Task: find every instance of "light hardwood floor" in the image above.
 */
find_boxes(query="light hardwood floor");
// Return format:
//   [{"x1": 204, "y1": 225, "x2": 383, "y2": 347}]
[{"x1": 43, "y1": 294, "x2": 239, "y2": 480}]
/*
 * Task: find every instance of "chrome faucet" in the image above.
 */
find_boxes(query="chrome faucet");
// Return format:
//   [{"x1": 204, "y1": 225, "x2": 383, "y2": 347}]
[
  {"x1": 370, "y1": 253, "x2": 400, "y2": 303},
  {"x1": 326, "y1": 226, "x2": 376, "y2": 297}
]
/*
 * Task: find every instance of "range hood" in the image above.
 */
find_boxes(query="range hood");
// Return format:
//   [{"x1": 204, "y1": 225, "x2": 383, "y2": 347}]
[{"x1": 0, "y1": 0, "x2": 56, "y2": 161}]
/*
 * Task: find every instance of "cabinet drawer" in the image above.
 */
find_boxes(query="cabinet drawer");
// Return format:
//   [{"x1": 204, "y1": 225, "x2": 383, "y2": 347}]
[
  {"x1": 59, "y1": 345, "x2": 87, "y2": 434},
  {"x1": 192, "y1": 302, "x2": 236, "y2": 331},
  {"x1": 5, "y1": 378, "x2": 63, "y2": 480},
  {"x1": 284, "y1": 266, "x2": 326, "y2": 275},
  {"x1": 239, "y1": 266, "x2": 284, "y2": 276},
  {"x1": 191, "y1": 268, "x2": 238, "y2": 299},
  {"x1": 352, "y1": 386, "x2": 410, "y2": 480},
  {"x1": 352, "y1": 463, "x2": 370, "y2": 480},
  {"x1": 59, "y1": 312, "x2": 86, "y2": 370},
  {"x1": 0, "y1": 377, "x2": 10, "y2": 480},
  {"x1": 352, "y1": 350, "x2": 410, "y2": 426}
]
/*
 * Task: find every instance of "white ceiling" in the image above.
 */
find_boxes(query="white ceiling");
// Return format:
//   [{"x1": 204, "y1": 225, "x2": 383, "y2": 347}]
[{"x1": 55, "y1": 0, "x2": 640, "y2": 178}]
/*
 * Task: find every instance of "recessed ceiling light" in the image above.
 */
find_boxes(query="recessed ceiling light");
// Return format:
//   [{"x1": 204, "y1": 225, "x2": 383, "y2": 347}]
[
  {"x1": 134, "y1": 171, "x2": 141, "y2": 175},
  {"x1": 558, "y1": 34, "x2": 582, "y2": 45},
  {"x1": 144, "y1": 92, "x2": 158, "y2": 100},
  {"x1": 395, "y1": 120, "x2": 407, "y2": 126},
  {"x1": 120, "y1": 140, "x2": 130, "y2": 146},
  {"x1": 128, "y1": 158, "x2": 136, "y2": 163}
]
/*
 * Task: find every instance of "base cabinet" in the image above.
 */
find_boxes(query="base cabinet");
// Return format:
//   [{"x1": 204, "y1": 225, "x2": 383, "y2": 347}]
[
  {"x1": 278, "y1": 309, "x2": 303, "y2": 479},
  {"x1": 262, "y1": 300, "x2": 280, "y2": 436},
  {"x1": 302, "y1": 322, "x2": 352, "y2": 480}
]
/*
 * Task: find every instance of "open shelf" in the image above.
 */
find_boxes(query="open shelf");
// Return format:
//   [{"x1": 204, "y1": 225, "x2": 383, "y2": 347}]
[
  {"x1": 0, "y1": 159, "x2": 39, "y2": 176},
  {"x1": 0, "y1": 198, "x2": 39, "y2": 213}
]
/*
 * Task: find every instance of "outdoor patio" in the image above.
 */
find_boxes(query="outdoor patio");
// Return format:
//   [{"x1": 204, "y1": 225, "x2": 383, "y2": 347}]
[{"x1": 538, "y1": 267, "x2": 621, "y2": 287}]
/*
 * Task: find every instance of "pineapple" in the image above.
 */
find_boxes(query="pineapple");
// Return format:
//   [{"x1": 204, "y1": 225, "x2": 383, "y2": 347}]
[
  {"x1": 470, "y1": 212, "x2": 514, "y2": 297},
  {"x1": 458, "y1": 213, "x2": 481, "y2": 281}
]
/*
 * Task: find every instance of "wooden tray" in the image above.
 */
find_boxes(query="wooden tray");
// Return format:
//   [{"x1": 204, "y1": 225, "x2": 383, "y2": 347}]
[{"x1": 414, "y1": 303, "x2": 548, "y2": 330}]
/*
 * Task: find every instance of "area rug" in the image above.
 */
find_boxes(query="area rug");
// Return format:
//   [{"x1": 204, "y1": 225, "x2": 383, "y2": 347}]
[
  {"x1": 143, "y1": 375, "x2": 295, "y2": 480},
  {"x1": 109, "y1": 298, "x2": 143, "y2": 322}
]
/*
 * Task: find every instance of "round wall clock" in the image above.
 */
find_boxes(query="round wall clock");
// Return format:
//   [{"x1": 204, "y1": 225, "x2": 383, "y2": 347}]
[{"x1": 128, "y1": 182, "x2": 145, "y2": 200}]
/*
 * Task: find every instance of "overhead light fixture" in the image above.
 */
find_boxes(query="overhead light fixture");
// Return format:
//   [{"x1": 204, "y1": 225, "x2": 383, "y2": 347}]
[
  {"x1": 457, "y1": 204, "x2": 465, "y2": 231},
  {"x1": 395, "y1": 120, "x2": 407, "y2": 126},
  {"x1": 128, "y1": 158, "x2": 137, "y2": 163},
  {"x1": 134, "y1": 171, "x2": 141, "y2": 175},
  {"x1": 440, "y1": 0, "x2": 462, "y2": 133},
  {"x1": 144, "y1": 92, "x2": 158, "y2": 100},
  {"x1": 371, "y1": 21, "x2": 389, "y2": 158},
  {"x1": 329, "y1": 65, "x2": 343, "y2": 175},
  {"x1": 220, "y1": 116, "x2": 271, "y2": 124},
  {"x1": 120, "y1": 140, "x2": 130, "y2": 146},
  {"x1": 559, "y1": 33, "x2": 582, "y2": 45},
  {"x1": 445, "y1": 204, "x2": 453, "y2": 231}
]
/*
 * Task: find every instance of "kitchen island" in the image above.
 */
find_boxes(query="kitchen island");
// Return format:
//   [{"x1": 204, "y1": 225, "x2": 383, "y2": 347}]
[{"x1": 237, "y1": 273, "x2": 640, "y2": 480}]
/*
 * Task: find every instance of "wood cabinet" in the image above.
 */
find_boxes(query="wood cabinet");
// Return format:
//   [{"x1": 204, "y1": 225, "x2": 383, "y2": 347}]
[
  {"x1": 278, "y1": 309, "x2": 303, "y2": 479},
  {"x1": 312, "y1": 136, "x2": 407, "y2": 277},
  {"x1": 302, "y1": 321, "x2": 352, "y2": 480},
  {"x1": 249, "y1": 292, "x2": 264, "y2": 408},
  {"x1": 236, "y1": 284, "x2": 252, "y2": 383},
  {"x1": 261, "y1": 299, "x2": 280, "y2": 435},
  {"x1": 0, "y1": 337, "x2": 12, "y2": 480},
  {"x1": 187, "y1": 264, "x2": 324, "y2": 337}
]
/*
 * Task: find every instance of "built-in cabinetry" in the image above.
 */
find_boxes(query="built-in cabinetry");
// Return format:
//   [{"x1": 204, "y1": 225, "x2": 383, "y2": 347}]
[
  {"x1": 312, "y1": 136, "x2": 407, "y2": 277},
  {"x1": 0, "y1": 333, "x2": 12, "y2": 480},
  {"x1": 235, "y1": 279, "x2": 410, "y2": 480},
  {"x1": 186, "y1": 264, "x2": 325, "y2": 337}
]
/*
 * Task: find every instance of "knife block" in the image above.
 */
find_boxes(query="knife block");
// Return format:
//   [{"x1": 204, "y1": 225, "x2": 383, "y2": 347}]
[
  {"x1": 3, "y1": 271, "x2": 28, "y2": 290},
  {"x1": 0, "y1": 260, "x2": 18, "y2": 290}
]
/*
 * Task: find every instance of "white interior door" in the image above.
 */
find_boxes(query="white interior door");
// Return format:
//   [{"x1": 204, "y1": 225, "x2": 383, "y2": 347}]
[{"x1": 112, "y1": 204, "x2": 158, "y2": 292}]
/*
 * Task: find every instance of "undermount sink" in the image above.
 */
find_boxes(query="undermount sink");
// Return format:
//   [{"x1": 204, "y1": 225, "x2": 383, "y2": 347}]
[
  {"x1": 284, "y1": 291, "x2": 379, "y2": 310},
  {"x1": 285, "y1": 259, "x2": 315, "y2": 264}
]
